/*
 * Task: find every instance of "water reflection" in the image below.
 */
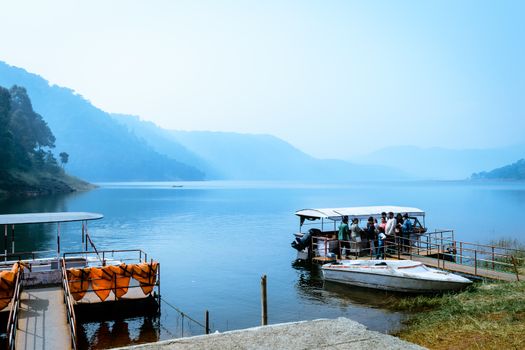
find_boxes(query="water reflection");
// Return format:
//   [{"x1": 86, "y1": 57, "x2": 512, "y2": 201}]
[
  {"x1": 292, "y1": 260, "x2": 404, "y2": 309},
  {"x1": 0, "y1": 193, "x2": 80, "y2": 253},
  {"x1": 77, "y1": 317, "x2": 160, "y2": 350},
  {"x1": 290, "y1": 260, "x2": 408, "y2": 334}
]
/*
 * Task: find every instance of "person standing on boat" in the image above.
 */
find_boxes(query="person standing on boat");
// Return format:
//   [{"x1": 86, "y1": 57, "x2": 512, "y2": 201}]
[
  {"x1": 338, "y1": 216, "x2": 350, "y2": 257},
  {"x1": 385, "y1": 212, "x2": 397, "y2": 253},
  {"x1": 366, "y1": 217, "x2": 378, "y2": 257},
  {"x1": 349, "y1": 218, "x2": 364, "y2": 254},
  {"x1": 376, "y1": 231, "x2": 387, "y2": 259},
  {"x1": 385, "y1": 212, "x2": 396, "y2": 237},
  {"x1": 350, "y1": 218, "x2": 363, "y2": 241},
  {"x1": 402, "y1": 213, "x2": 413, "y2": 252},
  {"x1": 379, "y1": 214, "x2": 387, "y2": 234}
]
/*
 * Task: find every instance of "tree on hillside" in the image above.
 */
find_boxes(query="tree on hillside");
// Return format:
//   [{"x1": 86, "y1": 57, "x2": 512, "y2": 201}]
[
  {"x1": 0, "y1": 84, "x2": 64, "y2": 174},
  {"x1": 8, "y1": 86, "x2": 58, "y2": 171},
  {"x1": 9, "y1": 86, "x2": 55, "y2": 152},
  {"x1": 0, "y1": 87, "x2": 13, "y2": 169},
  {"x1": 59, "y1": 152, "x2": 69, "y2": 168}
]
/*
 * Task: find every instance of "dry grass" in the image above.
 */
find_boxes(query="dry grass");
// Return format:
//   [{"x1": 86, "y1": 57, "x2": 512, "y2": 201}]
[{"x1": 394, "y1": 281, "x2": 525, "y2": 349}]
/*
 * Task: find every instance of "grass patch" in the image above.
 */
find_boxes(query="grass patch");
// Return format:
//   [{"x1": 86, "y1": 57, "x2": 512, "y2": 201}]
[{"x1": 394, "y1": 281, "x2": 525, "y2": 349}]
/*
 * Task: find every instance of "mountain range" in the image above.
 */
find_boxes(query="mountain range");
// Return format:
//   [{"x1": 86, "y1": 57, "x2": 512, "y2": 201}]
[
  {"x1": 471, "y1": 159, "x2": 525, "y2": 180},
  {"x1": 351, "y1": 145, "x2": 525, "y2": 180},
  {"x1": 0, "y1": 61, "x2": 204, "y2": 181},
  {"x1": 0, "y1": 61, "x2": 403, "y2": 182},
  {"x1": 1, "y1": 60, "x2": 523, "y2": 182},
  {"x1": 112, "y1": 114, "x2": 406, "y2": 181}
]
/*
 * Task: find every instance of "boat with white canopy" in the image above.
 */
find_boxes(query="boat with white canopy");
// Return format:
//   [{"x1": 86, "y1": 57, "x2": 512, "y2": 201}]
[
  {"x1": 291, "y1": 205, "x2": 428, "y2": 261},
  {"x1": 321, "y1": 259, "x2": 472, "y2": 292}
]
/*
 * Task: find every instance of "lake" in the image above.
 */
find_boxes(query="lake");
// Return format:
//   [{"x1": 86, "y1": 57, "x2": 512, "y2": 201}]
[{"x1": 1, "y1": 180, "x2": 524, "y2": 348}]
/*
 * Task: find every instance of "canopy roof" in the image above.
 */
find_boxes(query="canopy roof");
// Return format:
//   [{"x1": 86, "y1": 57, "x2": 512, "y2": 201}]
[
  {"x1": 295, "y1": 206, "x2": 425, "y2": 220},
  {"x1": 0, "y1": 212, "x2": 104, "y2": 225}
]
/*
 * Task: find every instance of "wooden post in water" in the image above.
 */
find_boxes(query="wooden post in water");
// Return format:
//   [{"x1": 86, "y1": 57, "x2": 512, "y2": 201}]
[
  {"x1": 205, "y1": 310, "x2": 210, "y2": 334},
  {"x1": 261, "y1": 275, "x2": 268, "y2": 326}
]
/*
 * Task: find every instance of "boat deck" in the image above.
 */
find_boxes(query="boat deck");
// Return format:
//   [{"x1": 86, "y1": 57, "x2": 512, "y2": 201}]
[{"x1": 15, "y1": 286, "x2": 71, "y2": 350}]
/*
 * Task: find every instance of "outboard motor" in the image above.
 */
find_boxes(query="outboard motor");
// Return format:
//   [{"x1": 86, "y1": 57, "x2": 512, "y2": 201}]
[{"x1": 291, "y1": 228, "x2": 322, "y2": 251}]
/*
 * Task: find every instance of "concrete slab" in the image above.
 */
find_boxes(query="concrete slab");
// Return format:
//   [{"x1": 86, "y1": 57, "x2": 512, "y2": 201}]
[
  {"x1": 114, "y1": 317, "x2": 425, "y2": 350},
  {"x1": 16, "y1": 286, "x2": 72, "y2": 350}
]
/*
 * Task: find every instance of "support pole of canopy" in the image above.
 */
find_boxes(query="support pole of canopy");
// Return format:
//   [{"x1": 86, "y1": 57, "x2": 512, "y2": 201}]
[
  {"x1": 85, "y1": 222, "x2": 89, "y2": 252},
  {"x1": 11, "y1": 224, "x2": 14, "y2": 254},
  {"x1": 3, "y1": 225, "x2": 6, "y2": 261},
  {"x1": 57, "y1": 222, "x2": 61, "y2": 257}
]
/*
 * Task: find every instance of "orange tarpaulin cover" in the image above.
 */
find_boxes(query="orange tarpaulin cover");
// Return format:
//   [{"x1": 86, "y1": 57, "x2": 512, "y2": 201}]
[
  {"x1": 90, "y1": 266, "x2": 114, "y2": 301},
  {"x1": 132, "y1": 262, "x2": 158, "y2": 295},
  {"x1": 0, "y1": 263, "x2": 22, "y2": 310},
  {"x1": 67, "y1": 268, "x2": 91, "y2": 301},
  {"x1": 66, "y1": 262, "x2": 158, "y2": 302},
  {"x1": 108, "y1": 264, "x2": 132, "y2": 298}
]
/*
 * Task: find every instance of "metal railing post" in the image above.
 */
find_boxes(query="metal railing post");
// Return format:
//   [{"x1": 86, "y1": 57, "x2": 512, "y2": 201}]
[
  {"x1": 474, "y1": 250, "x2": 477, "y2": 275},
  {"x1": 492, "y1": 247, "x2": 495, "y2": 270}
]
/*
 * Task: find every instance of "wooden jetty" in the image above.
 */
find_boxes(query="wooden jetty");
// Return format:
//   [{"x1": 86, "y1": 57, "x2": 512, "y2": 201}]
[
  {"x1": 16, "y1": 286, "x2": 70, "y2": 350},
  {"x1": 400, "y1": 254, "x2": 525, "y2": 281}
]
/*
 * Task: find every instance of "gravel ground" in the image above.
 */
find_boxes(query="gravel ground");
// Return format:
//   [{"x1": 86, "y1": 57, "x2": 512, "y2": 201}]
[{"x1": 114, "y1": 317, "x2": 426, "y2": 350}]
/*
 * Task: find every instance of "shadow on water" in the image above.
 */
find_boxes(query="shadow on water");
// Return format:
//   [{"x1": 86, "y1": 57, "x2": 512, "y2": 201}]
[{"x1": 77, "y1": 317, "x2": 160, "y2": 350}]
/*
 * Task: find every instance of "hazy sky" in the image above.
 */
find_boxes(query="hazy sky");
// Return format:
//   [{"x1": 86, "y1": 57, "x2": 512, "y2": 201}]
[{"x1": 1, "y1": 1, "x2": 523, "y2": 158}]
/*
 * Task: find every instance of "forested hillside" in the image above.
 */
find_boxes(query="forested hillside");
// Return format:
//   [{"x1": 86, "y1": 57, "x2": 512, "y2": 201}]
[
  {"x1": 0, "y1": 85, "x2": 90, "y2": 196},
  {"x1": 471, "y1": 159, "x2": 525, "y2": 180},
  {"x1": 0, "y1": 61, "x2": 204, "y2": 181}
]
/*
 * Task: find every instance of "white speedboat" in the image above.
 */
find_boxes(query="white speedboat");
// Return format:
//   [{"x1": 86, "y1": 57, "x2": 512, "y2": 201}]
[{"x1": 321, "y1": 259, "x2": 472, "y2": 292}]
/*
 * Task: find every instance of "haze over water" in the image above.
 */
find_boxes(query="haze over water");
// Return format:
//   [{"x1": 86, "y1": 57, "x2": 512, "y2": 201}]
[{"x1": 1, "y1": 180, "x2": 524, "y2": 347}]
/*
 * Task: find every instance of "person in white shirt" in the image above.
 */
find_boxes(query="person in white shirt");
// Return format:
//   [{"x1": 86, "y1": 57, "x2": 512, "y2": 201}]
[{"x1": 385, "y1": 211, "x2": 396, "y2": 237}]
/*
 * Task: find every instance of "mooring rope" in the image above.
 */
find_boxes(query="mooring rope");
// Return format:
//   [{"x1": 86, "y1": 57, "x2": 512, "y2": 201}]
[{"x1": 160, "y1": 298, "x2": 207, "y2": 330}]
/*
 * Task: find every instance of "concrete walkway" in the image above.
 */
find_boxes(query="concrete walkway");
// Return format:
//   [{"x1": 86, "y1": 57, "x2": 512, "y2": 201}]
[
  {"x1": 115, "y1": 317, "x2": 425, "y2": 350},
  {"x1": 16, "y1": 286, "x2": 71, "y2": 350}
]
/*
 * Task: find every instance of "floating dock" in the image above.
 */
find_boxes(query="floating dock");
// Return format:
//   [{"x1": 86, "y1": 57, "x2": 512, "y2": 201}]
[{"x1": 0, "y1": 212, "x2": 161, "y2": 350}]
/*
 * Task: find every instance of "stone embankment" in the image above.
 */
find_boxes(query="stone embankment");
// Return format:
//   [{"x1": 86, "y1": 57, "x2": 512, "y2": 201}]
[{"x1": 116, "y1": 317, "x2": 425, "y2": 350}]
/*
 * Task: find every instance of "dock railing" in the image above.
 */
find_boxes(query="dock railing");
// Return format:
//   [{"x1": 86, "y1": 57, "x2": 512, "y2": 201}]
[
  {"x1": 62, "y1": 250, "x2": 160, "y2": 307},
  {"x1": 6, "y1": 266, "x2": 23, "y2": 350},
  {"x1": 309, "y1": 229, "x2": 525, "y2": 280},
  {"x1": 63, "y1": 249, "x2": 149, "y2": 266},
  {"x1": 61, "y1": 258, "x2": 78, "y2": 350},
  {"x1": 388, "y1": 233, "x2": 525, "y2": 280},
  {"x1": 0, "y1": 250, "x2": 57, "y2": 262}
]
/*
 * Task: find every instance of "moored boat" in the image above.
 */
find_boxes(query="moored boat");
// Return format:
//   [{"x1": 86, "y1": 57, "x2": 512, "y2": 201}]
[{"x1": 321, "y1": 259, "x2": 472, "y2": 292}]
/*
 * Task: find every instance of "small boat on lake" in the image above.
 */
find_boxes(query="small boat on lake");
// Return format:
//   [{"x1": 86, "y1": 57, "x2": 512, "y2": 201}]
[{"x1": 322, "y1": 259, "x2": 472, "y2": 292}]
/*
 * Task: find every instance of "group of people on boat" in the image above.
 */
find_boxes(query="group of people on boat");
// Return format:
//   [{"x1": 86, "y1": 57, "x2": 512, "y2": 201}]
[{"x1": 337, "y1": 211, "x2": 413, "y2": 259}]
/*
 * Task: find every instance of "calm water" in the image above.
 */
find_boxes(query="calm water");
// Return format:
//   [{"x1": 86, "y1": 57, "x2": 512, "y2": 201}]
[{"x1": 1, "y1": 180, "x2": 525, "y2": 348}]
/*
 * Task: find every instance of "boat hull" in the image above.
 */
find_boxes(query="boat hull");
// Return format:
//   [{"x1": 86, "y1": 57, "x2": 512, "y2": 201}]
[{"x1": 321, "y1": 260, "x2": 472, "y2": 293}]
